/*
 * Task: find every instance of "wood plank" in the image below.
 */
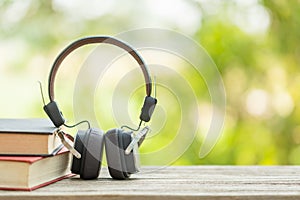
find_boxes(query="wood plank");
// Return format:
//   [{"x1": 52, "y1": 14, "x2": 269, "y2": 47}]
[{"x1": 1, "y1": 166, "x2": 300, "y2": 200}]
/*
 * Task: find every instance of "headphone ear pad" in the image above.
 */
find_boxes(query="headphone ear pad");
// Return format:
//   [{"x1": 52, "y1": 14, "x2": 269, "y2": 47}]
[
  {"x1": 105, "y1": 129, "x2": 139, "y2": 180},
  {"x1": 71, "y1": 128, "x2": 104, "y2": 179},
  {"x1": 71, "y1": 130, "x2": 85, "y2": 175},
  {"x1": 105, "y1": 129, "x2": 128, "y2": 179}
]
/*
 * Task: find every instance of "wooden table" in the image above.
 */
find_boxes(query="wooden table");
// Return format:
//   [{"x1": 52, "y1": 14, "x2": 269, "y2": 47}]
[{"x1": 1, "y1": 166, "x2": 300, "y2": 200}]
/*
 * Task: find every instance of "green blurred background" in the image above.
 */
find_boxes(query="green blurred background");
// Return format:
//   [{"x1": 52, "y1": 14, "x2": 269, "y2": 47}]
[{"x1": 1, "y1": 0, "x2": 300, "y2": 165}]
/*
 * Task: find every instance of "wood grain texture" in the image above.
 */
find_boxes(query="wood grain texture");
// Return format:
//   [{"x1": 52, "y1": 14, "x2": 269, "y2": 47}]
[{"x1": 1, "y1": 166, "x2": 300, "y2": 200}]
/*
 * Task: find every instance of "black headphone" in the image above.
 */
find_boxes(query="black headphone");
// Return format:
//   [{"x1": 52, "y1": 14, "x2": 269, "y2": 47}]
[{"x1": 43, "y1": 36, "x2": 157, "y2": 180}]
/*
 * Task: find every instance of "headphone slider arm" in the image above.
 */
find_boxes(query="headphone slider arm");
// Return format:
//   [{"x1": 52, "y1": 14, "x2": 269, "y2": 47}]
[{"x1": 125, "y1": 126, "x2": 150, "y2": 155}]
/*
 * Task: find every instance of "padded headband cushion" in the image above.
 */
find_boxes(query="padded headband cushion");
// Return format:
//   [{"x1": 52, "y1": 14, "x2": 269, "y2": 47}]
[{"x1": 48, "y1": 36, "x2": 152, "y2": 102}]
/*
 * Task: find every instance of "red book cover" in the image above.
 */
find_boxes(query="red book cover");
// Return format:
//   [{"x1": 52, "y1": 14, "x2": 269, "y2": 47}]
[
  {"x1": 0, "y1": 148, "x2": 74, "y2": 191},
  {"x1": 0, "y1": 154, "x2": 50, "y2": 163},
  {"x1": 0, "y1": 174, "x2": 74, "y2": 191}
]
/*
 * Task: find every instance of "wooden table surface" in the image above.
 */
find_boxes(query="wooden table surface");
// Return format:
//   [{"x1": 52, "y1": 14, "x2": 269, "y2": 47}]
[{"x1": 1, "y1": 166, "x2": 300, "y2": 200}]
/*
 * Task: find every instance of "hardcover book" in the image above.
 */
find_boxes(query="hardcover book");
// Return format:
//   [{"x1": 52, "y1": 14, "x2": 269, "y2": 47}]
[
  {"x1": 0, "y1": 148, "x2": 72, "y2": 191},
  {"x1": 0, "y1": 118, "x2": 62, "y2": 155}
]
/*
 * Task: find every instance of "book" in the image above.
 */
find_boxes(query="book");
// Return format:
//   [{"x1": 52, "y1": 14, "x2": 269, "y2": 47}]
[
  {"x1": 0, "y1": 148, "x2": 73, "y2": 191},
  {"x1": 0, "y1": 118, "x2": 62, "y2": 156}
]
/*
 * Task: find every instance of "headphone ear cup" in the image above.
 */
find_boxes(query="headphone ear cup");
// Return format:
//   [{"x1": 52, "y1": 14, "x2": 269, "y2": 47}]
[
  {"x1": 71, "y1": 128, "x2": 104, "y2": 180},
  {"x1": 105, "y1": 129, "x2": 139, "y2": 180},
  {"x1": 105, "y1": 129, "x2": 128, "y2": 179},
  {"x1": 120, "y1": 132, "x2": 140, "y2": 174}
]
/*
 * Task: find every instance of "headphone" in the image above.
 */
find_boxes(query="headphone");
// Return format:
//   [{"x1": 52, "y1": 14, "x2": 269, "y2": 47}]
[{"x1": 43, "y1": 36, "x2": 157, "y2": 180}]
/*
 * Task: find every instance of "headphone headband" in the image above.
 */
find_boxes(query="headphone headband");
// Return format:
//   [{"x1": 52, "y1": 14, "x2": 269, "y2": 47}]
[
  {"x1": 44, "y1": 36, "x2": 157, "y2": 128},
  {"x1": 48, "y1": 36, "x2": 152, "y2": 101}
]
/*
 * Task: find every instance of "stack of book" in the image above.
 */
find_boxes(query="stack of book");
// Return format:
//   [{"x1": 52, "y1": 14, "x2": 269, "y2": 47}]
[{"x1": 0, "y1": 118, "x2": 72, "y2": 191}]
